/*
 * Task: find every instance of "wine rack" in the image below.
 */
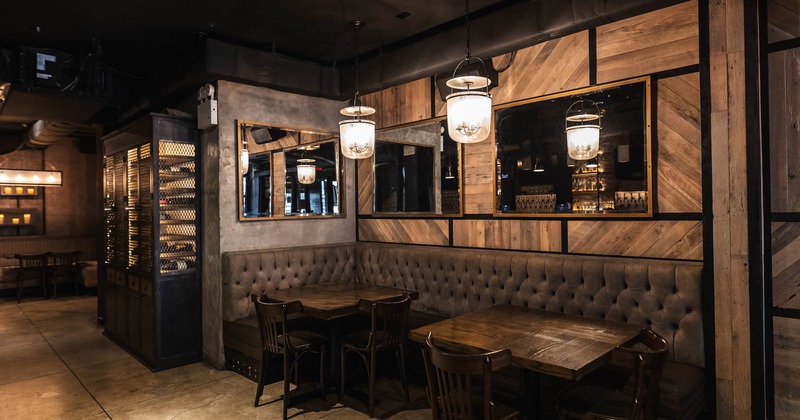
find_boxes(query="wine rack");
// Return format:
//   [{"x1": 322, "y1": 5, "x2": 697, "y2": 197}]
[{"x1": 101, "y1": 113, "x2": 201, "y2": 371}]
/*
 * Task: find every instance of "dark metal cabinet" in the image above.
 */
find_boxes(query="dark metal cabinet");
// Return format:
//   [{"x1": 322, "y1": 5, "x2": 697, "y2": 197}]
[{"x1": 100, "y1": 113, "x2": 201, "y2": 370}]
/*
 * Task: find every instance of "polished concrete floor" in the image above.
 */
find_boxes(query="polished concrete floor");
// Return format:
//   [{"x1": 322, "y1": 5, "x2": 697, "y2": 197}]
[{"x1": 0, "y1": 295, "x2": 431, "y2": 419}]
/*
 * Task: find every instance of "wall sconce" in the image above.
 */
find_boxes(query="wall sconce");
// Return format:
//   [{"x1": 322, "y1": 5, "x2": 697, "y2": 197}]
[
  {"x1": 446, "y1": 0, "x2": 492, "y2": 144},
  {"x1": 296, "y1": 159, "x2": 316, "y2": 185},
  {"x1": 339, "y1": 21, "x2": 376, "y2": 160},
  {"x1": 0, "y1": 169, "x2": 62, "y2": 187},
  {"x1": 565, "y1": 99, "x2": 601, "y2": 160},
  {"x1": 240, "y1": 125, "x2": 250, "y2": 176}
]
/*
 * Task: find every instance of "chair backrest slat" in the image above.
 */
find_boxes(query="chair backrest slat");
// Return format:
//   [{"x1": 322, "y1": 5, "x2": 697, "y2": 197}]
[
  {"x1": 423, "y1": 332, "x2": 513, "y2": 420},
  {"x1": 252, "y1": 293, "x2": 304, "y2": 353}
]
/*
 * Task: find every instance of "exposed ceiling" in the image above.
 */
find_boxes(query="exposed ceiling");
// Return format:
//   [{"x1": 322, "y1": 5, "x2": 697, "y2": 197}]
[
  {"x1": 0, "y1": 0, "x2": 678, "y2": 140},
  {"x1": 0, "y1": 0, "x2": 506, "y2": 78}
]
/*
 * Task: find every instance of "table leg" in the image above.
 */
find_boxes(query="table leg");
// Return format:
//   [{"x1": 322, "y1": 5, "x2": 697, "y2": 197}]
[{"x1": 522, "y1": 370, "x2": 540, "y2": 419}]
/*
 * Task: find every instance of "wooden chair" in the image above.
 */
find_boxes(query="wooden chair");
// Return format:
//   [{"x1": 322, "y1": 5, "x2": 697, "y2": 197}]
[
  {"x1": 340, "y1": 294, "x2": 412, "y2": 417},
  {"x1": 252, "y1": 293, "x2": 327, "y2": 420},
  {"x1": 422, "y1": 332, "x2": 526, "y2": 420},
  {"x1": 14, "y1": 253, "x2": 49, "y2": 301},
  {"x1": 47, "y1": 251, "x2": 81, "y2": 298},
  {"x1": 555, "y1": 328, "x2": 669, "y2": 420}
]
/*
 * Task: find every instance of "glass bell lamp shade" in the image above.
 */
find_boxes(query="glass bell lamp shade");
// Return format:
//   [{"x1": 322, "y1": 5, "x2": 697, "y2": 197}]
[
  {"x1": 446, "y1": 90, "x2": 492, "y2": 143},
  {"x1": 566, "y1": 125, "x2": 600, "y2": 160},
  {"x1": 296, "y1": 159, "x2": 316, "y2": 185},
  {"x1": 339, "y1": 105, "x2": 376, "y2": 159}
]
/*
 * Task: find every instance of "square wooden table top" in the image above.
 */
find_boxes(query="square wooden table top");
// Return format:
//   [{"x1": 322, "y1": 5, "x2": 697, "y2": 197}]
[
  {"x1": 409, "y1": 304, "x2": 641, "y2": 381},
  {"x1": 269, "y1": 282, "x2": 418, "y2": 320}
]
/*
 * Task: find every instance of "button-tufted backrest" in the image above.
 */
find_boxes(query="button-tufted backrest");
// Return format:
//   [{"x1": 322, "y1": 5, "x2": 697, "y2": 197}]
[
  {"x1": 355, "y1": 242, "x2": 704, "y2": 369},
  {"x1": 222, "y1": 244, "x2": 355, "y2": 323}
]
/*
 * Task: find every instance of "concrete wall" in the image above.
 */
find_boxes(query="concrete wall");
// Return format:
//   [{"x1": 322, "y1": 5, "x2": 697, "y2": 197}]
[{"x1": 202, "y1": 80, "x2": 354, "y2": 367}]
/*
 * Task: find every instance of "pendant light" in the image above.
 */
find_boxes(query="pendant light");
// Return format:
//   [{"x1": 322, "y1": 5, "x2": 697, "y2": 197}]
[
  {"x1": 565, "y1": 99, "x2": 601, "y2": 160},
  {"x1": 339, "y1": 21, "x2": 376, "y2": 160},
  {"x1": 296, "y1": 159, "x2": 316, "y2": 185},
  {"x1": 446, "y1": 0, "x2": 492, "y2": 144},
  {"x1": 0, "y1": 169, "x2": 62, "y2": 187}
]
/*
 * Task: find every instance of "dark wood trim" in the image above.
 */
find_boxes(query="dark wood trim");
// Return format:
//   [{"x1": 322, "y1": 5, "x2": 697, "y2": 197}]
[
  {"x1": 357, "y1": 213, "x2": 702, "y2": 221},
  {"x1": 771, "y1": 213, "x2": 800, "y2": 222},
  {"x1": 773, "y1": 307, "x2": 800, "y2": 320},
  {"x1": 651, "y1": 79, "x2": 659, "y2": 215},
  {"x1": 448, "y1": 219, "x2": 454, "y2": 247},
  {"x1": 430, "y1": 76, "x2": 437, "y2": 119},
  {"x1": 561, "y1": 220, "x2": 568, "y2": 254},
  {"x1": 588, "y1": 28, "x2": 597, "y2": 85},
  {"x1": 768, "y1": 37, "x2": 800, "y2": 53},
  {"x1": 757, "y1": 0, "x2": 774, "y2": 416},
  {"x1": 650, "y1": 64, "x2": 700, "y2": 80},
  {"x1": 698, "y1": 0, "x2": 717, "y2": 417}
]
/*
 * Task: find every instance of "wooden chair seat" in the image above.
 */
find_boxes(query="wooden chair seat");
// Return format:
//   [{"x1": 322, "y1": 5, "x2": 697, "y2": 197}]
[{"x1": 556, "y1": 328, "x2": 669, "y2": 420}]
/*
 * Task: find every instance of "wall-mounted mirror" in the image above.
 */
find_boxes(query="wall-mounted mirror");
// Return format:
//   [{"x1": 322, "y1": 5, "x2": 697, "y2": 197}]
[
  {"x1": 494, "y1": 77, "x2": 652, "y2": 217},
  {"x1": 237, "y1": 120, "x2": 342, "y2": 220},
  {"x1": 374, "y1": 119, "x2": 462, "y2": 215},
  {"x1": 284, "y1": 140, "x2": 341, "y2": 217}
]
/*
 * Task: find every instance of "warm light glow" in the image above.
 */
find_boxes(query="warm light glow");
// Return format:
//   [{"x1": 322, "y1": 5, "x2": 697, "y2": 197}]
[
  {"x1": 566, "y1": 125, "x2": 600, "y2": 160},
  {"x1": 296, "y1": 159, "x2": 316, "y2": 185},
  {"x1": 446, "y1": 90, "x2": 492, "y2": 143},
  {"x1": 339, "y1": 118, "x2": 375, "y2": 159},
  {"x1": 240, "y1": 148, "x2": 249, "y2": 175},
  {"x1": 0, "y1": 169, "x2": 62, "y2": 187}
]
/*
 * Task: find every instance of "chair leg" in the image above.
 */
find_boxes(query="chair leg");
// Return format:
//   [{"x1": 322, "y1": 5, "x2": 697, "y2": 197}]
[
  {"x1": 396, "y1": 347, "x2": 410, "y2": 402},
  {"x1": 254, "y1": 351, "x2": 268, "y2": 407},
  {"x1": 283, "y1": 352, "x2": 291, "y2": 420},
  {"x1": 339, "y1": 348, "x2": 346, "y2": 402},
  {"x1": 319, "y1": 345, "x2": 327, "y2": 400},
  {"x1": 16, "y1": 277, "x2": 22, "y2": 302},
  {"x1": 368, "y1": 350, "x2": 376, "y2": 418}
]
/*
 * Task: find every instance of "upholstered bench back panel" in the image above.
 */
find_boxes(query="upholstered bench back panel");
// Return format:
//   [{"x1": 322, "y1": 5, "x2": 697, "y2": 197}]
[
  {"x1": 355, "y1": 242, "x2": 704, "y2": 369},
  {"x1": 222, "y1": 243, "x2": 355, "y2": 322}
]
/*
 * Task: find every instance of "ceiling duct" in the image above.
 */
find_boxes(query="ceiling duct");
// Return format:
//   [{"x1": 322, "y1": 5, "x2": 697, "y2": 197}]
[{"x1": 25, "y1": 120, "x2": 93, "y2": 148}]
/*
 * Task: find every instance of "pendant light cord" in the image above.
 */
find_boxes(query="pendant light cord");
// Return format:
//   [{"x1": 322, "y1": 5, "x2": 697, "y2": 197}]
[
  {"x1": 464, "y1": 0, "x2": 471, "y2": 59},
  {"x1": 353, "y1": 22, "x2": 361, "y2": 107}
]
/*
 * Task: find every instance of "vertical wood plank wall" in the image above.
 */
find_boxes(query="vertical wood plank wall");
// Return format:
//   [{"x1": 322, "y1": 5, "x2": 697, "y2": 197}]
[
  {"x1": 768, "y1": 0, "x2": 800, "y2": 418},
  {"x1": 708, "y1": 0, "x2": 755, "y2": 417}
]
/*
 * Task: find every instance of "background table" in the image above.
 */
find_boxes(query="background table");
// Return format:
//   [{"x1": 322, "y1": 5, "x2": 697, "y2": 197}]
[
  {"x1": 409, "y1": 304, "x2": 641, "y2": 381},
  {"x1": 269, "y1": 282, "x2": 418, "y2": 320}
]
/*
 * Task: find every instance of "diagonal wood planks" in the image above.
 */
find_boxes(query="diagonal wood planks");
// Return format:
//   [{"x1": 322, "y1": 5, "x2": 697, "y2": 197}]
[
  {"x1": 568, "y1": 220, "x2": 702, "y2": 259},
  {"x1": 358, "y1": 219, "x2": 449, "y2": 246},
  {"x1": 772, "y1": 222, "x2": 800, "y2": 309}
]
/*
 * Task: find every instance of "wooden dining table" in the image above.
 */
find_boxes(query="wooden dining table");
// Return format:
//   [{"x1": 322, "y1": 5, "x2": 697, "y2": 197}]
[
  {"x1": 408, "y1": 304, "x2": 642, "y2": 381},
  {"x1": 268, "y1": 282, "x2": 418, "y2": 320}
]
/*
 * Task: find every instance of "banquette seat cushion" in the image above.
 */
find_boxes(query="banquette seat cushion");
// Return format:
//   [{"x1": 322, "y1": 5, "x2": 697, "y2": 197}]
[{"x1": 222, "y1": 242, "x2": 705, "y2": 418}]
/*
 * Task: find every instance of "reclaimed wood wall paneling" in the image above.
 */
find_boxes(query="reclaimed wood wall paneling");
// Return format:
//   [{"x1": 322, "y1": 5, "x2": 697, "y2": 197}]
[
  {"x1": 772, "y1": 222, "x2": 800, "y2": 310},
  {"x1": 774, "y1": 316, "x2": 800, "y2": 419},
  {"x1": 769, "y1": 48, "x2": 800, "y2": 212},
  {"x1": 361, "y1": 78, "x2": 432, "y2": 129},
  {"x1": 358, "y1": 219, "x2": 449, "y2": 245},
  {"x1": 708, "y1": 0, "x2": 752, "y2": 416},
  {"x1": 657, "y1": 73, "x2": 703, "y2": 212},
  {"x1": 567, "y1": 220, "x2": 703, "y2": 259},
  {"x1": 768, "y1": 0, "x2": 800, "y2": 43},
  {"x1": 452, "y1": 219, "x2": 561, "y2": 252},
  {"x1": 596, "y1": 1, "x2": 699, "y2": 83},
  {"x1": 357, "y1": 157, "x2": 374, "y2": 215}
]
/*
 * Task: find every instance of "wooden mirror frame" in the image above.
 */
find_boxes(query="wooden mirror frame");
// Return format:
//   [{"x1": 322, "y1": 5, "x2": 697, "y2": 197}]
[
  {"x1": 372, "y1": 117, "x2": 464, "y2": 217},
  {"x1": 236, "y1": 120, "x2": 344, "y2": 221},
  {"x1": 492, "y1": 76, "x2": 653, "y2": 218}
]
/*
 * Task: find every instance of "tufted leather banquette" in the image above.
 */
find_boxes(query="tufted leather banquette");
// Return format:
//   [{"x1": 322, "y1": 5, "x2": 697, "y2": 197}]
[{"x1": 222, "y1": 242, "x2": 705, "y2": 419}]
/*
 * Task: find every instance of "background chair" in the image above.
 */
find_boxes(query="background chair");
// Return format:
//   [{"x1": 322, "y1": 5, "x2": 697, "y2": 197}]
[
  {"x1": 47, "y1": 251, "x2": 80, "y2": 298},
  {"x1": 14, "y1": 253, "x2": 49, "y2": 301},
  {"x1": 422, "y1": 332, "x2": 526, "y2": 420},
  {"x1": 555, "y1": 328, "x2": 669, "y2": 420},
  {"x1": 253, "y1": 293, "x2": 327, "y2": 420},
  {"x1": 340, "y1": 294, "x2": 412, "y2": 417}
]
